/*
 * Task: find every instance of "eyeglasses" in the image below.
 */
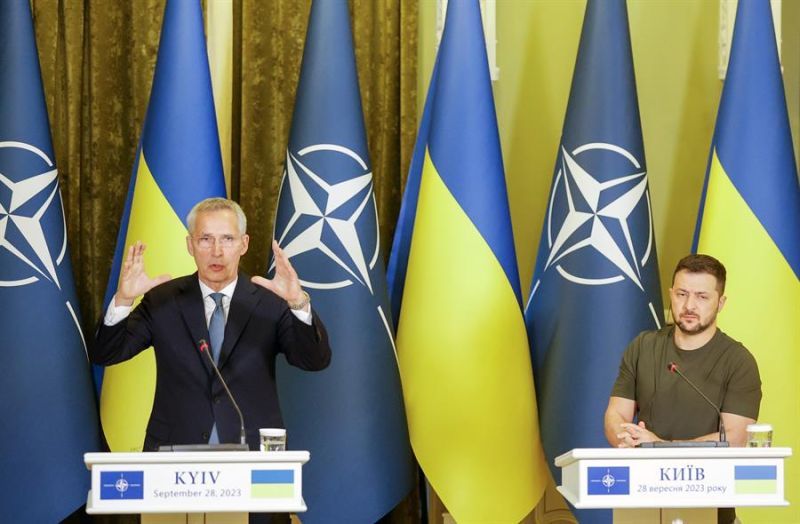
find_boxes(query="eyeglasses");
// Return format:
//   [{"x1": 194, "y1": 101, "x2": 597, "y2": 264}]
[{"x1": 193, "y1": 235, "x2": 241, "y2": 249}]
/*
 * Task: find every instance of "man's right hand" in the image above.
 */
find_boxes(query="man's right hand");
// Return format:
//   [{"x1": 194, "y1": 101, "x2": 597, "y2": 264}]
[
  {"x1": 115, "y1": 241, "x2": 172, "y2": 307},
  {"x1": 617, "y1": 421, "x2": 663, "y2": 448}
]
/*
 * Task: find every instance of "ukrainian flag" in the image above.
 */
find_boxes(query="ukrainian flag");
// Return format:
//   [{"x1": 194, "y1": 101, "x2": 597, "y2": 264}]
[
  {"x1": 694, "y1": 1, "x2": 800, "y2": 522},
  {"x1": 99, "y1": 0, "x2": 226, "y2": 452},
  {"x1": 205, "y1": 0, "x2": 232, "y2": 194},
  {"x1": 735, "y1": 465, "x2": 778, "y2": 495},
  {"x1": 388, "y1": 2, "x2": 547, "y2": 521},
  {"x1": 250, "y1": 470, "x2": 295, "y2": 499}
]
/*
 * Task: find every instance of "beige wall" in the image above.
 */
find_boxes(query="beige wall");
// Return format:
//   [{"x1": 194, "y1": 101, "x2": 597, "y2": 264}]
[{"x1": 417, "y1": 0, "x2": 799, "y2": 300}]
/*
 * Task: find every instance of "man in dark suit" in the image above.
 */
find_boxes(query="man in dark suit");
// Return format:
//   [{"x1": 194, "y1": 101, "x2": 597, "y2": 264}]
[{"x1": 92, "y1": 197, "x2": 331, "y2": 451}]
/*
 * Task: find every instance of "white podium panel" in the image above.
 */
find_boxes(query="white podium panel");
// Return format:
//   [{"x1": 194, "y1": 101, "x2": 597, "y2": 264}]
[
  {"x1": 85, "y1": 451, "x2": 308, "y2": 515},
  {"x1": 555, "y1": 447, "x2": 791, "y2": 510}
]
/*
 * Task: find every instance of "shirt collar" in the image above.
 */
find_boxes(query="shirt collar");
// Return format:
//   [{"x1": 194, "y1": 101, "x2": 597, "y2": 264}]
[{"x1": 198, "y1": 277, "x2": 238, "y2": 300}]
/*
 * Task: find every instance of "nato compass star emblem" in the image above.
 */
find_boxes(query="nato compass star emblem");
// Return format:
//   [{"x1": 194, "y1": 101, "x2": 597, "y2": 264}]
[
  {"x1": 100, "y1": 471, "x2": 144, "y2": 500},
  {"x1": 0, "y1": 140, "x2": 87, "y2": 352},
  {"x1": 601, "y1": 472, "x2": 617, "y2": 490},
  {"x1": 588, "y1": 466, "x2": 630, "y2": 495},
  {"x1": 528, "y1": 142, "x2": 660, "y2": 327},
  {"x1": 272, "y1": 143, "x2": 381, "y2": 295},
  {"x1": 0, "y1": 141, "x2": 65, "y2": 289}
]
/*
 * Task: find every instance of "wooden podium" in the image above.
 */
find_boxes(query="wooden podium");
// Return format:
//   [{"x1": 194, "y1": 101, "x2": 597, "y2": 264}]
[
  {"x1": 85, "y1": 450, "x2": 309, "y2": 524},
  {"x1": 555, "y1": 447, "x2": 791, "y2": 524}
]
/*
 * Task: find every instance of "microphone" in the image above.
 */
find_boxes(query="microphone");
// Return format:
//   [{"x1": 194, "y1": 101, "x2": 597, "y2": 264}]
[
  {"x1": 668, "y1": 362, "x2": 727, "y2": 445},
  {"x1": 199, "y1": 339, "x2": 247, "y2": 447}
]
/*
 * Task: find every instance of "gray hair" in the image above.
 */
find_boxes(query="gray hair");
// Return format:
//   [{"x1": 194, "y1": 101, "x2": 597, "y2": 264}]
[{"x1": 186, "y1": 198, "x2": 247, "y2": 235}]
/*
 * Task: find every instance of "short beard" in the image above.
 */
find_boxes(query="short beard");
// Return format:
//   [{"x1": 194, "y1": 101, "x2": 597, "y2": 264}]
[{"x1": 675, "y1": 317, "x2": 712, "y2": 335}]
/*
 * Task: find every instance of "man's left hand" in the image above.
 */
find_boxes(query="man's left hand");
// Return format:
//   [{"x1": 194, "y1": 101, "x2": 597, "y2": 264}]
[
  {"x1": 617, "y1": 421, "x2": 662, "y2": 448},
  {"x1": 251, "y1": 240, "x2": 308, "y2": 311}
]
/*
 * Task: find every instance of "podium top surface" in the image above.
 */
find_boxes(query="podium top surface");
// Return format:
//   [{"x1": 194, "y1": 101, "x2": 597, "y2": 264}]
[
  {"x1": 85, "y1": 450, "x2": 309, "y2": 468},
  {"x1": 555, "y1": 447, "x2": 792, "y2": 467}
]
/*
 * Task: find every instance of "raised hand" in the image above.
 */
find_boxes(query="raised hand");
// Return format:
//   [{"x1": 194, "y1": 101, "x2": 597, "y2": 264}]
[
  {"x1": 115, "y1": 241, "x2": 172, "y2": 307},
  {"x1": 251, "y1": 240, "x2": 307, "y2": 310}
]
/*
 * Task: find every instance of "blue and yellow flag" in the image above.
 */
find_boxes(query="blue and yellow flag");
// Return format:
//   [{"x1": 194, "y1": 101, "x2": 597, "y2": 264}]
[
  {"x1": 387, "y1": 2, "x2": 547, "y2": 521},
  {"x1": 99, "y1": 0, "x2": 226, "y2": 452},
  {"x1": 205, "y1": 0, "x2": 233, "y2": 194},
  {"x1": 694, "y1": 1, "x2": 800, "y2": 522},
  {"x1": 270, "y1": 1, "x2": 414, "y2": 522},
  {"x1": 0, "y1": 1, "x2": 101, "y2": 520},
  {"x1": 524, "y1": 2, "x2": 663, "y2": 522}
]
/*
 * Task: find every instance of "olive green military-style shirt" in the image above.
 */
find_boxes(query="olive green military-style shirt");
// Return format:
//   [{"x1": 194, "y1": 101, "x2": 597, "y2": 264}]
[{"x1": 611, "y1": 326, "x2": 761, "y2": 441}]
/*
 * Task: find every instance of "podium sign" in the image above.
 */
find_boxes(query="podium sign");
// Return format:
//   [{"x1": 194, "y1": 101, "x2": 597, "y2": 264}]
[
  {"x1": 555, "y1": 447, "x2": 791, "y2": 510},
  {"x1": 85, "y1": 451, "x2": 309, "y2": 514}
]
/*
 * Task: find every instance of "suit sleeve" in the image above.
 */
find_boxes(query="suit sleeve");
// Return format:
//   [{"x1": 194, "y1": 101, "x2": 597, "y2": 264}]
[
  {"x1": 91, "y1": 294, "x2": 154, "y2": 366},
  {"x1": 276, "y1": 304, "x2": 331, "y2": 371}
]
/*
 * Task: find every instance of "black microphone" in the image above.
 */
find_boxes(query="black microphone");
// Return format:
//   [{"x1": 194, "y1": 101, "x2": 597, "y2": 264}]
[
  {"x1": 668, "y1": 362, "x2": 728, "y2": 445},
  {"x1": 199, "y1": 339, "x2": 247, "y2": 447}
]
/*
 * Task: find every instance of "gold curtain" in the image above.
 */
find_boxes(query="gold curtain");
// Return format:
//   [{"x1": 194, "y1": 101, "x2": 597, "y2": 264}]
[{"x1": 30, "y1": 0, "x2": 417, "y2": 336}]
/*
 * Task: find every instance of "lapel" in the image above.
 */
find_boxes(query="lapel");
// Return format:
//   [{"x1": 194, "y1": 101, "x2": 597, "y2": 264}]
[
  {"x1": 176, "y1": 273, "x2": 213, "y2": 375},
  {"x1": 218, "y1": 273, "x2": 261, "y2": 370}
]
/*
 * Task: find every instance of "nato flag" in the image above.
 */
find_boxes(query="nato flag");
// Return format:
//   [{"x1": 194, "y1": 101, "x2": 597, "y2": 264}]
[
  {"x1": 524, "y1": 1, "x2": 663, "y2": 522},
  {"x1": 270, "y1": 1, "x2": 414, "y2": 522},
  {"x1": 0, "y1": 1, "x2": 101, "y2": 520}
]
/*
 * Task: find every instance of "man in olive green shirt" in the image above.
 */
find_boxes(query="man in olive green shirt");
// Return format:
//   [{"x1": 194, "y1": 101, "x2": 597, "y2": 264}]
[
  {"x1": 605, "y1": 254, "x2": 762, "y2": 447},
  {"x1": 605, "y1": 255, "x2": 761, "y2": 524}
]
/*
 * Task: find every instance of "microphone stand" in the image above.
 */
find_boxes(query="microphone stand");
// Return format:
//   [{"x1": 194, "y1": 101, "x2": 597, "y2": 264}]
[
  {"x1": 157, "y1": 340, "x2": 248, "y2": 452},
  {"x1": 200, "y1": 339, "x2": 247, "y2": 446},
  {"x1": 659, "y1": 362, "x2": 729, "y2": 447}
]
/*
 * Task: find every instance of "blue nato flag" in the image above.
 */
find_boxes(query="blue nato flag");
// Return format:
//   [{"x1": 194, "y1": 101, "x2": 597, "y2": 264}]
[
  {"x1": 0, "y1": 1, "x2": 101, "y2": 521},
  {"x1": 524, "y1": 1, "x2": 663, "y2": 522},
  {"x1": 270, "y1": 1, "x2": 414, "y2": 522}
]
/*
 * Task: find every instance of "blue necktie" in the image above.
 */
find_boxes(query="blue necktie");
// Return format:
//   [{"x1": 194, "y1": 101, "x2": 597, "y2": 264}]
[
  {"x1": 208, "y1": 292, "x2": 225, "y2": 444},
  {"x1": 209, "y1": 292, "x2": 225, "y2": 364}
]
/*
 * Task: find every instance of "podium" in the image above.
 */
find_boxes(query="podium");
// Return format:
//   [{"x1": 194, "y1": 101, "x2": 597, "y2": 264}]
[
  {"x1": 85, "y1": 451, "x2": 309, "y2": 524},
  {"x1": 555, "y1": 447, "x2": 791, "y2": 524}
]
